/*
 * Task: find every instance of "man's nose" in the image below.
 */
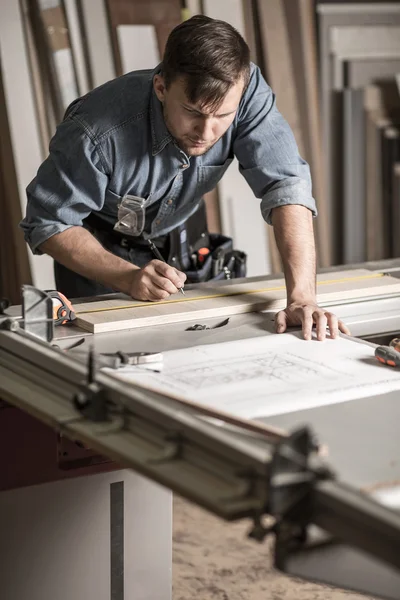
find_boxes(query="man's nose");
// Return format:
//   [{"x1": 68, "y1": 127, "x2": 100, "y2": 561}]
[{"x1": 195, "y1": 118, "x2": 214, "y2": 140}]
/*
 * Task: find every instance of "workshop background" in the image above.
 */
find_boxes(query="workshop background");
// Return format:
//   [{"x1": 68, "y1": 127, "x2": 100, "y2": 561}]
[{"x1": 0, "y1": 1, "x2": 399, "y2": 598}]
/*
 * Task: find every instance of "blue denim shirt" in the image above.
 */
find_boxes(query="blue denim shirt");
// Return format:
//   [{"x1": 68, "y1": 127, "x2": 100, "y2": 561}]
[{"x1": 21, "y1": 63, "x2": 316, "y2": 254}]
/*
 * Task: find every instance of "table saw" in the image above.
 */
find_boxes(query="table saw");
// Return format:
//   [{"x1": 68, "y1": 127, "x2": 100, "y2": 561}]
[{"x1": 1, "y1": 259, "x2": 400, "y2": 600}]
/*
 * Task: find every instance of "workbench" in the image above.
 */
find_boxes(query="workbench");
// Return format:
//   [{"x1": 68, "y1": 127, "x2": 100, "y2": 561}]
[{"x1": 1, "y1": 259, "x2": 400, "y2": 600}]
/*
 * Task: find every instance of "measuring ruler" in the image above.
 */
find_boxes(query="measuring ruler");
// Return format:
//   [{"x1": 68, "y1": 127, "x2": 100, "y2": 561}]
[{"x1": 75, "y1": 272, "x2": 387, "y2": 316}]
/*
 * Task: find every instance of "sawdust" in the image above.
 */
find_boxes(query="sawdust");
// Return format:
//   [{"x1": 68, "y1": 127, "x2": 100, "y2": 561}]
[{"x1": 173, "y1": 495, "x2": 374, "y2": 600}]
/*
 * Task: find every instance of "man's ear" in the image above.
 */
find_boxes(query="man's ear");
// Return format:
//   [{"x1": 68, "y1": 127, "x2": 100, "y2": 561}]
[{"x1": 153, "y1": 74, "x2": 166, "y2": 102}]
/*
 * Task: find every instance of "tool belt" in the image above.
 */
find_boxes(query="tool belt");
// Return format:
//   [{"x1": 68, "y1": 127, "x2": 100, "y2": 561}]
[
  {"x1": 166, "y1": 200, "x2": 247, "y2": 283},
  {"x1": 84, "y1": 200, "x2": 247, "y2": 283}
]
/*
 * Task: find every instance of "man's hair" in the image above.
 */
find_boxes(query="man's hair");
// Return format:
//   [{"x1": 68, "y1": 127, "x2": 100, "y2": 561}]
[{"x1": 162, "y1": 15, "x2": 250, "y2": 111}]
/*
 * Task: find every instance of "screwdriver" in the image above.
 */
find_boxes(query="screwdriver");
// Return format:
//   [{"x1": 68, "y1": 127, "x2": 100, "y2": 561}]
[
  {"x1": 148, "y1": 240, "x2": 185, "y2": 296},
  {"x1": 375, "y1": 337, "x2": 400, "y2": 367}
]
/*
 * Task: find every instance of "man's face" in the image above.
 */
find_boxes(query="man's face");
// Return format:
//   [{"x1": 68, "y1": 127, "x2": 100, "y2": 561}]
[{"x1": 153, "y1": 74, "x2": 244, "y2": 156}]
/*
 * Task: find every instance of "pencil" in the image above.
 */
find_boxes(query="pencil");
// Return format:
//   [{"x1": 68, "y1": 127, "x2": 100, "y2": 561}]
[{"x1": 148, "y1": 240, "x2": 185, "y2": 296}]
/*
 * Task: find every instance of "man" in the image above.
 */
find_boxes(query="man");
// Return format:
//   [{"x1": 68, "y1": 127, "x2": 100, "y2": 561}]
[{"x1": 21, "y1": 15, "x2": 349, "y2": 341}]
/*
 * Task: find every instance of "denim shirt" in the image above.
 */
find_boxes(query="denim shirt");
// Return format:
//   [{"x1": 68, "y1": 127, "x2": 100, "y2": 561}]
[{"x1": 21, "y1": 63, "x2": 316, "y2": 254}]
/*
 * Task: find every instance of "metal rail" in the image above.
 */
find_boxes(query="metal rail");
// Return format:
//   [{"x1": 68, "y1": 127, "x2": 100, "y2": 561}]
[{"x1": 2, "y1": 325, "x2": 400, "y2": 596}]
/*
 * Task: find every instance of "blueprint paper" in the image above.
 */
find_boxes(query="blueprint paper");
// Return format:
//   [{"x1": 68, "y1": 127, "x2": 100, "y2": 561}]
[{"x1": 110, "y1": 333, "x2": 400, "y2": 420}]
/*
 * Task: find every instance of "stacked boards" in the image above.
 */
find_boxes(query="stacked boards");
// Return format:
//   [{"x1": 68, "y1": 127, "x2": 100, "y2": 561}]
[
  {"x1": 74, "y1": 269, "x2": 400, "y2": 333},
  {"x1": 318, "y1": 3, "x2": 400, "y2": 264}
]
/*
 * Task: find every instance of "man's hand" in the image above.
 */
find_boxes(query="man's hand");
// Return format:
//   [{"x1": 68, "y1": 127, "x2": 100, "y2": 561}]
[
  {"x1": 128, "y1": 260, "x2": 187, "y2": 301},
  {"x1": 275, "y1": 301, "x2": 351, "y2": 341}
]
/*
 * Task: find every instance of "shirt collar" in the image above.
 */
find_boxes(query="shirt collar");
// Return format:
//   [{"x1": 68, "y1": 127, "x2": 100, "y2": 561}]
[{"x1": 150, "y1": 64, "x2": 173, "y2": 155}]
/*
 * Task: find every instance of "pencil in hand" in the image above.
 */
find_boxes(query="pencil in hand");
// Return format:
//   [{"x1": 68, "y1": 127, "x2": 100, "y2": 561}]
[{"x1": 148, "y1": 240, "x2": 185, "y2": 295}]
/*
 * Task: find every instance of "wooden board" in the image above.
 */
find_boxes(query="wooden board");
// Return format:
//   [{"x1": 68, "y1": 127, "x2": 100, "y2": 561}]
[
  {"x1": 203, "y1": 0, "x2": 271, "y2": 277},
  {"x1": 74, "y1": 269, "x2": 400, "y2": 333},
  {"x1": 393, "y1": 163, "x2": 400, "y2": 257},
  {"x1": 364, "y1": 83, "x2": 400, "y2": 260},
  {"x1": 342, "y1": 88, "x2": 365, "y2": 264},
  {"x1": 255, "y1": 0, "x2": 304, "y2": 275},
  {"x1": 283, "y1": 0, "x2": 330, "y2": 268},
  {"x1": 317, "y1": 4, "x2": 400, "y2": 264}
]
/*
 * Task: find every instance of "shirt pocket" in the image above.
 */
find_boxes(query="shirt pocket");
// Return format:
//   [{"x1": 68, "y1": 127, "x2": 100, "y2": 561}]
[{"x1": 197, "y1": 158, "x2": 234, "y2": 195}]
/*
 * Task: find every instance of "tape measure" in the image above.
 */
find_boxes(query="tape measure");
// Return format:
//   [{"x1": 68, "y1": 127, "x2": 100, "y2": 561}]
[
  {"x1": 47, "y1": 290, "x2": 76, "y2": 325},
  {"x1": 75, "y1": 272, "x2": 386, "y2": 316}
]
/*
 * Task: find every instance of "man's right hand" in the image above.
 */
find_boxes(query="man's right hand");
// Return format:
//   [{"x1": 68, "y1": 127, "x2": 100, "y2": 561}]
[
  {"x1": 39, "y1": 228, "x2": 187, "y2": 301},
  {"x1": 128, "y1": 260, "x2": 187, "y2": 301}
]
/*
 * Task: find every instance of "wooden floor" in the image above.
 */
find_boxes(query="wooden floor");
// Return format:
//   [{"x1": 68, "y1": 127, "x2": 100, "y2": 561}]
[{"x1": 172, "y1": 495, "x2": 370, "y2": 600}]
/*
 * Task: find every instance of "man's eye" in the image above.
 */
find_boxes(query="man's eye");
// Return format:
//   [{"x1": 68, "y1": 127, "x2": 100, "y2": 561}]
[{"x1": 185, "y1": 108, "x2": 195, "y2": 114}]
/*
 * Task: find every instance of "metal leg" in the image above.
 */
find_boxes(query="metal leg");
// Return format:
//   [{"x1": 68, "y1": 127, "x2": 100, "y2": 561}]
[{"x1": 0, "y1": 470, "x2": 172, "y2": 600}]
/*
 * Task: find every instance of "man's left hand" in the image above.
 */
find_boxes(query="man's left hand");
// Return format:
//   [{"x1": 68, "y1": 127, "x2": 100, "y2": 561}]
[{"x1": 275, "y1": 302, "x2": 351, "y2": 341}]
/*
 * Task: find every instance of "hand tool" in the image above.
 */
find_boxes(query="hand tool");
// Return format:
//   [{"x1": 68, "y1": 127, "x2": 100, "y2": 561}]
[
  {"x1": 374, "y1": 335, "x2": 400, "y2": 367},
  {"x1": 70, "y1": 349, "x2": 163, "y2": 370},
  {"x1": 375, "y1": 344, "x2": 400, "y2": 367},
  {"x1": 148, "y1": 240, "x2": 185, "y2": 295},
  {"x1": 99, "y1": 350, "x2": 163, "y2": 370},
  {"x1": 196, "y1": 247, "x2": 210, "y2": 268},
  {"x1": 185, "y1": 318, "x2": 230, "y2": 331},
  {"x1": 47, "y1": 290, "x2": 76, "y2": 325},
  {"x1": 212, "y1": 247, "x2": 225, "y2": 277}
]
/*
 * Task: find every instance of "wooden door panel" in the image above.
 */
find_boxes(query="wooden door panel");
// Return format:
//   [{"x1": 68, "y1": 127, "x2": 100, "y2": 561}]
[{"x1": 106, "y1": 0, "x2": 181, "y2": 74}]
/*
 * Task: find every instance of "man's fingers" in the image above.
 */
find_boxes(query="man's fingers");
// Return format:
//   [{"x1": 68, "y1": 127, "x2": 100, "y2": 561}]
[
  {"x1": 173, "y1": 267, "x2": 187, "y2": 283},
  {"x1": 152, "y1": 260, "x2": 186, "y2": 288},
  {"x1": 313, "y1": 310, "x2": 328, "y2": 341},
  {"x1": 338, "y1": 319, "x2": 351, "y2": 335},
  {"x1": 143, "y1": 260, "x2": 186, "y2": 295},
  {"x1": 325, "y1": 312, "x2": 339, "y2": 339},
  {"x1": 146, "y1": 289, "x2": 166, "y2": 302},
  {"x1": 302, "y1": 309, "x2": 314, "y2": 341},
  {"x1": 275, "y1": 310, "x2": 288, "y2": 334},
  {"x1": 276, "y1": 302, "x2": 351, "y2": 342},
  {"x1": 149, "y1": 273, "x2": 178, "y2": 295}
]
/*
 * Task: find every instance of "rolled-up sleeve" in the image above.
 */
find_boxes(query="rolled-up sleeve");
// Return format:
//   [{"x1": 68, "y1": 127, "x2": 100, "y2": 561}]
[
  {"x1": 233, "y1": 65, "x2": 317, "y2": 225},
  {"x1": 20, "y1": 116, "x2": 109, "y2": 254}
]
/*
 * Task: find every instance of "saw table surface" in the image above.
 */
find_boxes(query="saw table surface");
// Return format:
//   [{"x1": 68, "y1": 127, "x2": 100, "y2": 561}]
[{"x1": 2, "y1": 261, "x2": 400, "y2": 600}]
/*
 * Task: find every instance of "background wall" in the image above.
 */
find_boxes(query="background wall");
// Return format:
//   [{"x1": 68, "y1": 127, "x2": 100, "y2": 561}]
[{"x1": 1, "y1": 0, "x2": 400, "y2": 302}]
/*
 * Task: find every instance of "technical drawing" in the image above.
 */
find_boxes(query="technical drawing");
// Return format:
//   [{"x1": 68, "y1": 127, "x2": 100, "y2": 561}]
[{"x1": 165, "y1": 351, "x2": 346, "y2": 390}]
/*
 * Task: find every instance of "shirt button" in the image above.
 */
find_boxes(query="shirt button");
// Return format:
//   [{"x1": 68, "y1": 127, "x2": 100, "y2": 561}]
[
  {"x1": 167, "y1": 199, "x2": 173, "y2": 205},
  {"x1": 181, "y1": 163, "x2": 189, "y2": 169},
  {"x1": 155, "y1": 219, "x2": 161, "y2": 225}
]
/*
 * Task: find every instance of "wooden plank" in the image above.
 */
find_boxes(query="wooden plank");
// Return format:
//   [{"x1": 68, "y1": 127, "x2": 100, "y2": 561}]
[
  {"x1": 0, "y1": 0, "x2": 55, "y2": 289},
  {"x1": 255, "y1": 0, "x2": 305, "y2": 275},
  {"x1": 364, "y1": 82, "x2": 400, "y2": 260},
  {"x1": 79, "y1": 0, "x2": 116, "y2": 87},
  {"x1": 64, "y1": 0, "x2": 90, "y2": 96},
  {"x1": 105, "y1": 0, "x2": 181, "y2": 77},
  {"x1": 203, "y1": 188, "x2": 221, "y2": 234},
  {"x1": 317, "y1": 4, "x2": 400, "y2": 265},
  {"x1": 255, "y1": 1, "x2": 329, "y2": 271},
  {"x1": 256, "y1": 0, "x2": 304, "y2": 154},
  {"x1": 283, "y1": 0, "x2": 330, "y2": 268},
  {"x1": 202, "y1": 0, "x2": 271, "y2": 277},
  {"x1": 0, "y1": 58, "x2": 32, "y2": 303},
  {"x1": 117, "y1": 24, "x2": 160, "y2": 72},
  {"x1": 382, "y1": 126, "x2": 400, "y2": 256},
  {"x1": 74, "y1": 270, "x2": 400, "y2": 333},
  {"x1": 330, "y1": 25, "x2": 400, "y2": 59},
  {"x1": 347, "y1": 58, "x2": 400, "y2": 89},
  {"x1": 342, "y1": 88, "x2": 366, "y2": 263},
  {"x1": 365, "y1": 110, "x2": 390, "y2": 260},
  {"x1": 393, "y1": 163, "x2": 400, "y2": 257}
]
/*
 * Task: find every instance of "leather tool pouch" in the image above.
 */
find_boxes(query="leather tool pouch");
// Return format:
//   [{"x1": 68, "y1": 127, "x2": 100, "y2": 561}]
[{"x1": 166, "y1": 200, "x2": 247, "y2": 283}]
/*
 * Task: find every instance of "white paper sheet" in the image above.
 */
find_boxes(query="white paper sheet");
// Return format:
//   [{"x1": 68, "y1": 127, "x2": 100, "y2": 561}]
[{"x1": 110, "y1": 333, "x2": 400, "y2": 420}]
